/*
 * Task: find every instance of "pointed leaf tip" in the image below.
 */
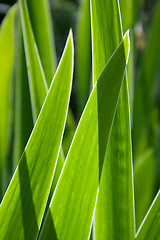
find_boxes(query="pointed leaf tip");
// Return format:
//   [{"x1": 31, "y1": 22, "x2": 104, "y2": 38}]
[
  {"x1": 39, "y1": 35, "x2": 130, "y2": 240},
  {"x1": 68, "y1": 29, "x2": 74, "y2": 52},
  {"x1": 0, "y1": 24, "x2": 74, "y2": 240},
  {"x1": 69, "y1": 28, "x2": 73, "y2": 37},
  {"x1": 123, "y1": 29, "x2": 130, "y2": 64}
]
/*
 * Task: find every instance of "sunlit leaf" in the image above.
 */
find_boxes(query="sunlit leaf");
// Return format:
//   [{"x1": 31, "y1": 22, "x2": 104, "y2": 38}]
[
  {"x1": 119, "y1": 1, "x2": 134, "y2": 121},
  {"x1": 119, "y1": 0, "x2": 133, "y2": 31},
  {"x1": 0, "y1": 31, "x2": 74, "y2": 240},
  {"x1": 39, "y1": 32, "x2": 130, "y2": 240},
  {"x1": 91, "y1": 0, "x2": 135, "y2": 239}
]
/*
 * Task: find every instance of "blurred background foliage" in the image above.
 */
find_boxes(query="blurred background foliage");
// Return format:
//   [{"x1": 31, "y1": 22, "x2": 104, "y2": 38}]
[{"x1": 0, "y1": 0, "x2": 160, "y2": 232}]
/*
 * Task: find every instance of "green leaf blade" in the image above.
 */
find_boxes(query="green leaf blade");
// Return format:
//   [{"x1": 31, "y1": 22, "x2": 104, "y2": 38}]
[
  {"x1": 19, "y1": 0, "x2": 67, "y2": 219},
  {"x1": 91, "y1": 0, "x2": 122, "y2": 83},
  {"x1": 136, "y1": 190, "x2": 160, "y2": 240},
  {"x1": 0, "y1": 4, "x2": 17, "y2": 198},
  {"x1": 19, "y1": 0, "x2": 48, "y2": 122},
  {"x1": 76, "y1": 0, "x2": 91, "y2": 115},
  {"x1": 134, "y1": 149, "x2": 156, "y2": 229},
  {"x1": 13, "y1": 13, "x2": 33, "y2": 170},
  {"x1": 91, "y1": 1, "x2": 135, "y2": 239},
  {"x1": 26, "y1": 0, "x2": 57, "y2": 85},
  {"x1": 0, "y1": 31, "x2": 74, "y2": 240},
  {"x1": 40, "y1": 34, "x2": 129, "y2": 240}
]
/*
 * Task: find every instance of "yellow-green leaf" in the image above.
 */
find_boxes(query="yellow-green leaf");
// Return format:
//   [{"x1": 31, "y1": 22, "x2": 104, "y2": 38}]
[
  {"x1": 39, "y1": 33, "x2": 130, "y2": 240},
  {"x1": 0, "y1": 4, "x2": 17, "y2": 198},
  {"x1": 0, "y1": 31, "x2": 74, "y2": 240},
  {"x1": 91, "y1": 0, "x2": 135, "y2": 239}
]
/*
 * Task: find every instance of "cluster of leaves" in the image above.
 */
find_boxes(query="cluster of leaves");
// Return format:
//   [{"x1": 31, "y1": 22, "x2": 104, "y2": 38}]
[{"x1": 0, "y1": 0, "x2": 160, "y2": 239}]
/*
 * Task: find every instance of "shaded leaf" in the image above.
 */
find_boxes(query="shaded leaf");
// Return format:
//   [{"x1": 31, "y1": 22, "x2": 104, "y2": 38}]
[
  {"x1": 62, "y1": 110, "x2": 76, "y2": 157},
  {"x1": 136, "y1": 189, "x2": 160, "y2": 240},
  {"x1": 13, "y1": 12, "x2": 33, "y2": 170},
  {"x1": 0, "y1": 4, "x2": 17, "y2": 199},
  {"x1": 26, "y1": 0, "x2": 56, "y2": 85},
  {"x1": 134, "y1": 149, "x2": 156, "y2": 229},
  {"x1": 76, "y1": 0, "x2": 91, "y2": 115},
  {"x1": 19, "y1": 0, "x2": 48, "y2": 123}
]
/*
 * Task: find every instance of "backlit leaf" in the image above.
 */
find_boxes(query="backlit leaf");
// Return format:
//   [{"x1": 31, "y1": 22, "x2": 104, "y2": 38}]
[
  {"x1": 91, "y1": 0, "x2": 135, "y2": 239},
  {"x1": 0, "y1": 31, "x2": 74, "y2": 240},
  {"x1": 39, "y1": 32, "x2": 130, "y2": 240}
]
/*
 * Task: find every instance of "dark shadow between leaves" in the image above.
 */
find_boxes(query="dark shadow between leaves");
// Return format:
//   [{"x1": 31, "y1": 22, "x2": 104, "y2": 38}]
[
  {"x1": 38, "y1": 209, "x2": 58, "y2": 240},
  {"x1": 19, "y1": 153, "x2": 38, "y2": 239},
  {"x1": 97, "y1": 40, "x2": 125, "y2": 181}
]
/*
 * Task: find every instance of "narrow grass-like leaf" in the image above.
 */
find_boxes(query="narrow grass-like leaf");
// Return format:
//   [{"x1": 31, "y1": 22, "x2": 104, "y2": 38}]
[
  {"x1": 120, "y1": 0, "x2": 145, "y2": 26},
  {"x1": 119, "y1": 1, "x2": 134, "y2": 120},
  {"x1": 134, "y1": 149, "x2": 156, "y2": 229},
  {"x1": 133, "y1": 1, "x2": 160, "y2": 159},
  {"x1": 19, "y1": 0, "x2": 68, "y2": 221},
  {"x1": 0, "y1": 4, "x2": 17, "y2": 199},
  {"x1": 136, "y1": 189, "x2": 160, "y2": 240},
  {"x1": 119, "y1": 0, "x2": 144, "y2": 30},
  {"x1": 26, "y1": 0, "x2": 56, "y2": 85},
  {"x1": 39, "y1": 33, "x2": 130, "y2": 240},
  {"x1": 19, "y1": 0, "x2": 48, "y2": 123},
  {"x1": 76, "y1": 0, "x2": 91, "y2": 115},
  {"x1": 91, "y1": 0, "x2": 121, "y2": 84},
  {"x1": 13, "y1": 13, "x2": 33, "y2": 170},
  {"x1": 0, "y1": 31, "x2": 74, "y2": 240},
  {"x1": 91, "y1": 0, "x2": 135, "y2": 239},
  {"x1": 19, "y1": 0, "x2": 66, "y2": 197},
  {"x1": 119, "y1": 0, "x2": 133, "y2": 31}
]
